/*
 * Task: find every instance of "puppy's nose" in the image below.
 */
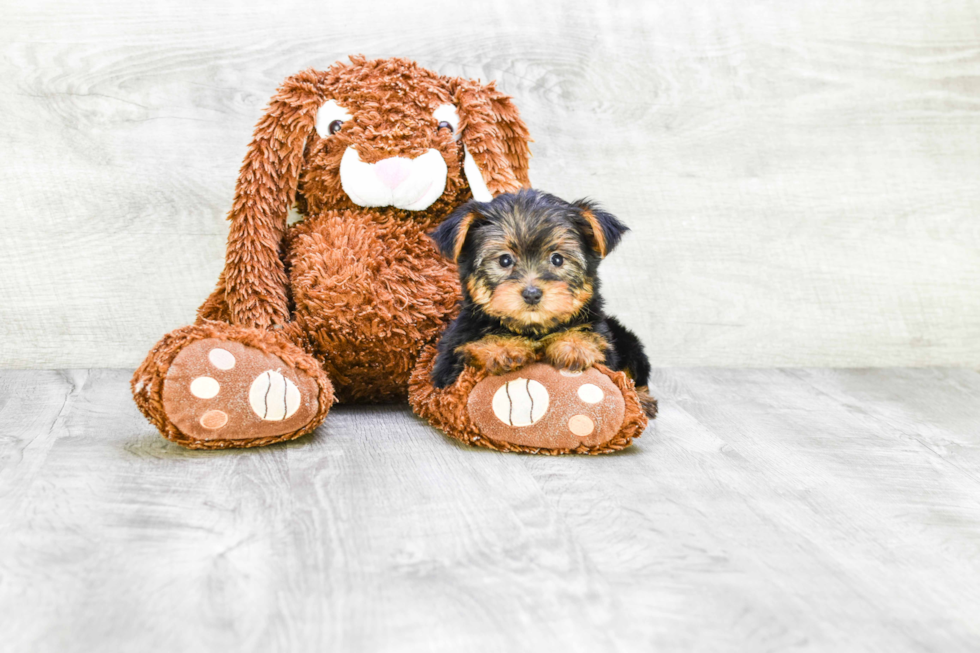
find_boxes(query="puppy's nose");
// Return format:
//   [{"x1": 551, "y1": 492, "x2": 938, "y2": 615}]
[
  {"x1": 374, "y1": 157, "x2": 412, "y2": 189},
  {"x1": 522, "y1": 286, "x2": 543, "y2": 305}
]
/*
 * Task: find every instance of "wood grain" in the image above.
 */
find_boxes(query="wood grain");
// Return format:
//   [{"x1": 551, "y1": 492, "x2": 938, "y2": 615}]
[
  {"x1": 1, "y1": 0, "x2": 979, "y2": 368},
  {"x1": 2, "y1": 367, "x2": 979, "y2": 651}
]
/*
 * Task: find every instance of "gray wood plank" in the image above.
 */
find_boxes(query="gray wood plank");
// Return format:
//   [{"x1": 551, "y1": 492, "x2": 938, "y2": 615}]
[
  {"x1": 788, "y1": 368, "x2": 980, "y2": 479},
  {"x1": 2, "y1": 1, "x2": 980, "y2": 368},
  {"x1": 519, "y1": 367, "x2": 980, "y2": 651},
  {"x1": 0, "y1": 370, "x2": 622, "y2": 653},
  {"x1": 615, "y1": 367, "x2": 980, "y2": 651},
  {"x1": 2, "y1": 368, "x2": 980, "y2": 651}
]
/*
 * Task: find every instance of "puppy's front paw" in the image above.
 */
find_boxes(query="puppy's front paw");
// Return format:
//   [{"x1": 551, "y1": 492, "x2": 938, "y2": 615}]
[
  {"x1": 543, "y1": 330, "x2": 607, "y2": 372},
  {"x1": 457, "y1": 336, "x2": 538, "y2": 375}
]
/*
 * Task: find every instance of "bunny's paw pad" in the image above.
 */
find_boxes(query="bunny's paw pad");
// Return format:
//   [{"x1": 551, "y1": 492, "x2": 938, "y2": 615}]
[
  {"x1": 162, "y1": 338, "x2": 320, "y2": 443},
  {"x1": 467, "y1": 363, "x2": 626, "y2": 451}
]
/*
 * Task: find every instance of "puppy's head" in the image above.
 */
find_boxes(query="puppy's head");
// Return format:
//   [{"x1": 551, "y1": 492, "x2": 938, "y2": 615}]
[{"x1": 431, "y1": 189, "x2": 628, "y2": 333}]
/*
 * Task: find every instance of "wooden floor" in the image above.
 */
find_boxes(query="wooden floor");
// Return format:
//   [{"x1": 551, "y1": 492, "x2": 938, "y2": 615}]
[{"x1": 1, "y1": 368, "x2": 979, "y2": 652}]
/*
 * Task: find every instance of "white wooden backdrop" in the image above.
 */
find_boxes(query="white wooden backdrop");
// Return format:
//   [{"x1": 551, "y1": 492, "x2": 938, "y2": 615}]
[{"x1": 1, "y1": 0, "x2": 978, "y2": 369}]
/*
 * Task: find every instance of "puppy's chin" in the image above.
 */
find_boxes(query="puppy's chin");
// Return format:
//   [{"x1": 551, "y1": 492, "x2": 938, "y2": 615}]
[{"x1": 478, "y1": 280, "x2": 592, "y2": 334}]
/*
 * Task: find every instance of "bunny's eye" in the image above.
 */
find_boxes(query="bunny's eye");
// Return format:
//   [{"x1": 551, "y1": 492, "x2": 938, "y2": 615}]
[
  {"x1": 315, "y1": 100, "x2": 352, "y2": 138},
  {"x1": 433, "y1": 104, "x2": 460, "y2": 140}
]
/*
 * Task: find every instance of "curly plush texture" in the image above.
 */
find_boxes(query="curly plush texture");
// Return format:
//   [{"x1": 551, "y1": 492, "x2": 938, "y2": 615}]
[
  {"x1": 133, "y1": 56, "x2": 650, "y2": 453},
  {"x1": 283, "y1": 211, "x2": 462, "y2": 402},
  {"x1": 408, "y1": 346, "x2": 648, "y2": 455},
  {"x1": 132, "y1": 322, "x2": 335, "y2": 449},
  {"x1": 196, "y1": 57, "x2": 530, "y2": 334}
]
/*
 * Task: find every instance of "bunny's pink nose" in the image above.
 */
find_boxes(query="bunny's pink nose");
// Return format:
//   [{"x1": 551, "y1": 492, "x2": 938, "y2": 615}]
[{"x1": 374, "y1": 157, "x2": 412, "y2": 189}]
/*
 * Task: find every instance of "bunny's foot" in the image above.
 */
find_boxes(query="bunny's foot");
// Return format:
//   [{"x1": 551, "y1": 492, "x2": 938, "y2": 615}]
[
  {"x1": 133, "y1": 322, "x2": 333, "y2": 449},
  {"x1": 409, "y1": 346, "x2": 651, "y2": 454}
]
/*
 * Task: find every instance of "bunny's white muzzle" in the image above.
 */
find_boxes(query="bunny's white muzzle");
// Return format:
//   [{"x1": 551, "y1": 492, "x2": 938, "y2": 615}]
[{"x1": 340, "y1": 147, "x2": 448, "y2": 211}]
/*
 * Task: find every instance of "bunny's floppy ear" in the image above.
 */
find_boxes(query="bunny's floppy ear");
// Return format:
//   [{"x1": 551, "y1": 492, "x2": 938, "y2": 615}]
[
  {"x1": 449, "y1": 78, "x2": 532, "y2": 201},
  {"x1": 573, "y1": 199, "x2": 629, "y2": 258},
  {"x1": 429, "y1": 201, "x2": 484, "y2": 262},
  {"x1": 223, "y1": 70, "x2": 326, "y2": 328}
]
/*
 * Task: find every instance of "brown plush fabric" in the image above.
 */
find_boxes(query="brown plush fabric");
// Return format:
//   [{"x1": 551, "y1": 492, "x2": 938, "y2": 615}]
[
  {"x1": 197, "y1": 56, "x2": 531, "y2": 334},
  {"x1": 134, "y1": 56, "x2": 649, "y2": 453},
  {"x1": 132, "y1": 322, "x2": 334, "y2": 449},
  {"x1": 468, "y1": 363, "x2": 625, "y2": 449},
  {"x1": 190, "y1": 57, "x2": 529, "y2": 404},
  {"x1": 162, "y1": 337, "x2": 321, "y2": 442},
  {"x1": 283, "y1": 210, "x2": 460, "y2": 403},
  {"x1": 409, "y1": 346, "x2": 648, "y2": 455}
]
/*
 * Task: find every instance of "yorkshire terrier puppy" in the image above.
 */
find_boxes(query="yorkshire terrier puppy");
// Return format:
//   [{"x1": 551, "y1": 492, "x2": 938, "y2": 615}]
[{"x1": 429, "y1": 189, "x2": 657, "y2": 418}]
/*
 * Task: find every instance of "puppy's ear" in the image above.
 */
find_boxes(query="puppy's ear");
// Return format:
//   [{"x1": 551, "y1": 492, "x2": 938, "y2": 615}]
[
  {"x1": 447, "y1": 78, "x2": 532, "y2": 201},
  {"x1": 573, "y1": 199, "x2": 629, "y2": 258},
  {"x1": 223, "y1": 69, "x2": 329, "y2": 327},
  {"x1": 430, "y1": 203, "x2": 482, "y2": 262}
]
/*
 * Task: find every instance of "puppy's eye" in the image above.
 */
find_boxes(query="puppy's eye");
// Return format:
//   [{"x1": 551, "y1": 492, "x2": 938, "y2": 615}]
[
  {"x1": 550, "y1": 253, "x2": 564, "y2": 267},
  {"x1": 328, "y1": 119, "x2": 344, "y2": 135},
  {"x1": 437, "y1": 120, "x2": 454, "y2": 134},
  {"x1": 498, "y1": 254, "x2": 514, "y2": 268}
]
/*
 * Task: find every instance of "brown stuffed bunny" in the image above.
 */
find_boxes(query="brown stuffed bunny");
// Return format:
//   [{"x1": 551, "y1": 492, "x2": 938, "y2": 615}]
[{"x1": 132, "y1": 56, "x2": 650, "y2": 453}]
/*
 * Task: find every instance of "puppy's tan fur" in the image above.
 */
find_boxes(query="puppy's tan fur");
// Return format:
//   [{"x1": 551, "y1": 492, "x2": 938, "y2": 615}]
[
  {"x1": 456, "y1": 335, "x2": 538, "y2": 375},
  {"x1": 541, "y1": 329, "x2": 609, "y2": 371}
]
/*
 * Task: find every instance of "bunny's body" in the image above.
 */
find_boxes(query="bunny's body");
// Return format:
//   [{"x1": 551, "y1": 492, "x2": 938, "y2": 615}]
[
  {"x1": 282, "y1": 210, "x2": 460, "y2": 402},
  {"x1": 199, "y1": 209, "x2": 461, "y2": 403},
  {"x1": 132, "y1": 56, "x2": 651, "y2": 452}
]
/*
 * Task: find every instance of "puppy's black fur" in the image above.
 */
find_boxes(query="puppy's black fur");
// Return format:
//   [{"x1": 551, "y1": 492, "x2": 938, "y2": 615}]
[{"x1": 429, "y1": 189, "x2": 653, "y2": 414}]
